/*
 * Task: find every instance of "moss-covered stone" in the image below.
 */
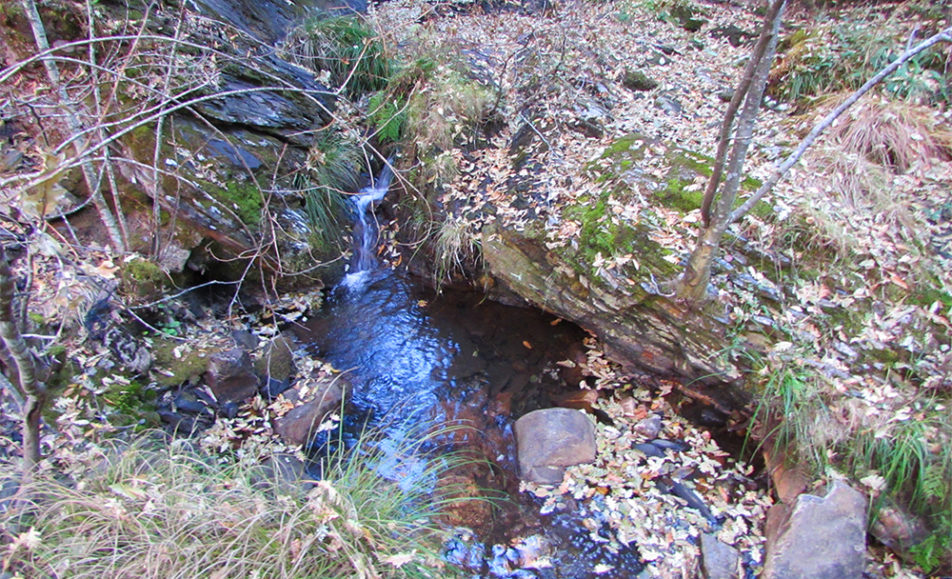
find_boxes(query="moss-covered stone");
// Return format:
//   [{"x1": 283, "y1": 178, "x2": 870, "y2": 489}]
[
  {"x1": 121, "y1": 257, "x2": 169, "y2": 300},
  {"x1": 563, "y1": 191, "x2": 677, "y2": 280},
  {"x1": 622, "y1": 69, "x2": 659, "y2": 92},
  {"x1": 151, "y1": 338, "x2": 214, "y2": 388},
  {"x1": 210, "y1": 180, "x2": 264, "y2": 226}
]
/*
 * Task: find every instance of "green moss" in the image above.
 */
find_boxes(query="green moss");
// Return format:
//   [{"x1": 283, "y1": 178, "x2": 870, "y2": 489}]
[
  {"x1": 151, "y1": 339, "x2": 212, "y2": 388},
  {"x1": 121, "y1": 258, "x2": 168, "y2": 300},
  {"x1": 563, "y1": 191, "x2": 677, "y2": 280},
  {"x1": 212, "y1": 180, "x2": 263, "y2": 226},
  {"x1": 621, "y1": 69, "x2": 659, "y2": 92},
  {"x1": 103, "y1": 380, "x2": 159, "y2": 428}
]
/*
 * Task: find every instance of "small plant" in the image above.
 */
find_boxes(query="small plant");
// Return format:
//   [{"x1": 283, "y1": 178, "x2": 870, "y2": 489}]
[
  {"x1": 770, "y1": 16, "x2": 951, "y2": 106},
  {"x1": 433, "y1": 215, "x2": 480, "y2": 289},
  {"x1": 368, "y1": 91, "x2": 407, "y2": 144},
  {"x1": 284, "y1": 15, "x2": 393, "y2": 98}
]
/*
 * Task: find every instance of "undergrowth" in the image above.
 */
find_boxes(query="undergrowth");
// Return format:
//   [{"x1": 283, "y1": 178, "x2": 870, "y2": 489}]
[
  {"x1": 770, "y1": 7, "x2": 951, "y2": 106},
  {"x1": 283, "y1": 15, "x2": 393, "y2": 98},
  {"x1": 0, "y1": 429, "x2": 471, "y2": 578},
  {"x1": 751, "y1": 348, "x2": 952, "y2": 573}
]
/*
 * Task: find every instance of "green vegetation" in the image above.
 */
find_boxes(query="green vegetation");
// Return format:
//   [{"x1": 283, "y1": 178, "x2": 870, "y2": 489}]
[
  {"x1": 0, "y1": 431, "x2": 467, "y2": 578},
  {"x1": 636, "y1": 0, "x2": 707, "y2": 30},
  {"x1": 293, "y1": 16, "x2": 393, "y2": 98},
  {"x1": 208, "y1": 180, "x2": 264, "y2": 227},
  {"x1": 433, "y1": 216, "x2": 480, "y2": 289},
  {"x1": 751, "y1": 342, "x2": 952, "y2": 573},
  {"x1": 770, "y1": 11, "x2": 951, "y2": 105},
  {"x1": 120, "y1": 257, "x2": 169, "y2": 300},
  {"x1": 563, "y1": 191, "x2": 677, "y2": 280}
]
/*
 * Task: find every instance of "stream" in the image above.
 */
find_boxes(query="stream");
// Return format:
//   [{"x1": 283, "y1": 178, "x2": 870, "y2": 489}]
[{"x1": 293, "y1": 165, "x2": 645, "y2": 577}]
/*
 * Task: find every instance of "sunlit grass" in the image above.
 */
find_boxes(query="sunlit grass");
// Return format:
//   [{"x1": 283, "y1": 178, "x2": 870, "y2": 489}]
[{"x1": 0, "y1": 427, "x2": 479, "y2": 578}]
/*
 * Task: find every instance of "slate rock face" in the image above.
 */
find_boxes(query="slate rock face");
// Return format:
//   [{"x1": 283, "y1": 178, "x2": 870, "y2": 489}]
[
  {"x1": 205, "y1": 348, "x2": 259, "y2": 404},
  {"x1": 514, "y1": 408, "x2": 597, "y2": 484},
  {"x1": 763, "y1": 480, "x2": 867, "y2": 579}
]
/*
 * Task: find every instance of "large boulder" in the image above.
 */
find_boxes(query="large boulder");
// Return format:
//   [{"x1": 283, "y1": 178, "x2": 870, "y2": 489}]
[
  {"x1": 763, "y1": 480, "x2": 867, "y2": 579},
  {"x1": 514, "y1": 408, "x2": 596, "y2": 484}
]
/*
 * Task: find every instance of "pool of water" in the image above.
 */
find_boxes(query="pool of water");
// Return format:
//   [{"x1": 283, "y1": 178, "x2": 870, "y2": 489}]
[{"x1": 294, "y1": 265, "x2": 644, "y2": 577}]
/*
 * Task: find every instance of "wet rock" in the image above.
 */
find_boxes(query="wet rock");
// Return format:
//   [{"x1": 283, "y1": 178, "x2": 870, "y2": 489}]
[
  {"x1": 272, "y1": 379, "x2": 345, "y2": 446},
  {"x1": 205, "y1": 348, "x2": 259, "y2": 404},
  {"x1": 622, "y1": 69, "x2": 659, "y2": 92},
  {"x1": 701, "y1": 532, "x2": 740, "y2": 578},
  {"x1": 514, "y1": 408, "x2": 596, "y2": 484},
  {"x1": 763, "y1": 480, "x2": 867, "y2": 579}
]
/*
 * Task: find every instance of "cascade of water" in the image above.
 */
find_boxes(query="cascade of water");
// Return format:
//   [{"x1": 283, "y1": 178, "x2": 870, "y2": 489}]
[{"x1": 342, "y1": 160, "x2": 394, "y2": 288}]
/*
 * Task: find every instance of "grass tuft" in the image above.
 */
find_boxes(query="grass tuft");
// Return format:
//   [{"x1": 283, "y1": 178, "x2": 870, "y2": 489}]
[{"x1": 0, "y1": 429, "x2": 472, "y2": 578}]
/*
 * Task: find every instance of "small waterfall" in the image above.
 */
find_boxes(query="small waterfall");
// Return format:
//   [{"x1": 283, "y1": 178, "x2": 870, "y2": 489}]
[{"x1": 342, "y1": 160, "x2": 394, "y2": 288}]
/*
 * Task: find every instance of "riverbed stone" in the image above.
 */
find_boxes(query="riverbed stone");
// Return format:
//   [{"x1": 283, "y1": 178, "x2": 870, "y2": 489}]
[
  {"x1": 205, "y1": 348, "x2": 259, "y2": 404},
  {"x1": 514, "y1": 408, "x2": 596, "y2": 484},
  {"x1": 763, "y1": 480, "x2": 867, "y2": 579},
  {"x1": 272, "y1": 378, "x2": 346, "y2": 447},
  {"x1": 700, "y1": 532, "x2": 740, "y2": 579}
]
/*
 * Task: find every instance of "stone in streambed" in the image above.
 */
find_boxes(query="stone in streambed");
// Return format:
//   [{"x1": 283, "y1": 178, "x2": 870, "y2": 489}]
[
  {"x1": 700, "y1": 533, "x2": 740, "y2": 579},
  {"x1": 273, "y1": 377, "x2": 346, "y2": 447},
  {"x1": 205, "y1": 348, "x2": 259, "y2": 404},
  {"x1": 515, "y1": 408, "x2": 596, "y2": 484},
  {"x1": 763, "y1": 480, "x2": 867, "y2": 579}
]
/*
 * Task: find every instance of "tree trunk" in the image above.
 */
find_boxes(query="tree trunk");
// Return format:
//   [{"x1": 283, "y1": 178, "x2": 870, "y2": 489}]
[
  {"x1": 676, "y1": 1, "x2": 785, "y2": 301},
  {"x1": 20, "y1": 0, "x2": 127, "y2": 253},
  {"x1": 0, "y1": 245, "x2": 46, "y2": 473}
]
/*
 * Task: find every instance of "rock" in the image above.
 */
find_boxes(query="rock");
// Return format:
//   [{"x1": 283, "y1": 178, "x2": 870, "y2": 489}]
[
  {"x1": 701, "y1": 533, "x2": 740, "y2": 579},
  {"x1": 634, "y1": 415, "x2": 663, "y2": 438},
  {"x1": 272, "y1": 379, "x2": 346, "y2": 446},
  {"x1": 710, "y1": 24, "x2": 755, "y2": 47},
  {"x1": 205, "y1": 348, "x2": 259, "y2": 404},
  {"x1": 869, "y1": 501, "x2": 929, "y2": 559},
  {"x1": 255, "y1": 452, "x2": 307, "y2": 494},
  {"x1": 231, "y1": 329, "x2": 259, "y2": 351},
  {"x1": 763, "y1": 480, "x2": 867, "y2": 579},
  {"x1": 255, "y1": 334, "x2": 297, "y2": 384},
  {"x1": 622, "y1": 69, "x2": 659, "y2": 92},
  {"x1": 655, "y1": 93, "x2": 683, "y2": 115},
  {"x1": 514, "y1": 408, "x2": 596, "y2": 484}
]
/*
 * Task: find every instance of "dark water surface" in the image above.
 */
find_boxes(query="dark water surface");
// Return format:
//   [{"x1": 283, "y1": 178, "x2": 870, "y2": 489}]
[{"x1": 294, "y1": 266, "x2": 643, "y2": 577}]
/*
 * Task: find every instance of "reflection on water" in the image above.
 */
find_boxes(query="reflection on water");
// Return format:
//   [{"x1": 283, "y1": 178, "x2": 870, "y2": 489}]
[{"x1": 295, "y1": 266, "x2": 644, "y2": 577}]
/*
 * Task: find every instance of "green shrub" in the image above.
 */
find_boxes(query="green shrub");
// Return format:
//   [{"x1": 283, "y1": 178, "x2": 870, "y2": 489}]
[{"x1": 286, "y1": 15, "x2": 393, "y2": 98}]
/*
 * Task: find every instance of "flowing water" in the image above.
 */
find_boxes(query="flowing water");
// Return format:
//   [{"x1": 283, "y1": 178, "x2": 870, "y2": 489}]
[{"x1": 295, "y1": 165, "x2": 644, "y2": 577}]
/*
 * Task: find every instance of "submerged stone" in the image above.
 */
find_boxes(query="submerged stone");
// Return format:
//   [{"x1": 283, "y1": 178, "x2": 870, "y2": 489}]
[{"x1": 514, "y1": 408, "x2": 596, "y2": 484}]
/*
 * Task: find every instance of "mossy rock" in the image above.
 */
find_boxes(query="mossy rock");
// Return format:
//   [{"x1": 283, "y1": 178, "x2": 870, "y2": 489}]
[
  {"x1": 151, "y1": 338, "x2": 215, "y2": 388},
  {"x1": 562, "y1": 190, "x2": 677, "y2": 281},
  {"x1": 120, "y1": 257, "x2": 169, "y2": 300},
  {"x1": 622, "y1": 69, "x2": 659, "y2": 92}
]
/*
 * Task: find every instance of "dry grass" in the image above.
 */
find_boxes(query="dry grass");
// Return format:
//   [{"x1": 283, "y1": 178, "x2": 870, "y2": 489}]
[
  {"x1": 0, "y1": 432, "x2": 466, "y2": 578},
  {"x1": 794, "y1": 95, "x2": 952, "y2": 258}
]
